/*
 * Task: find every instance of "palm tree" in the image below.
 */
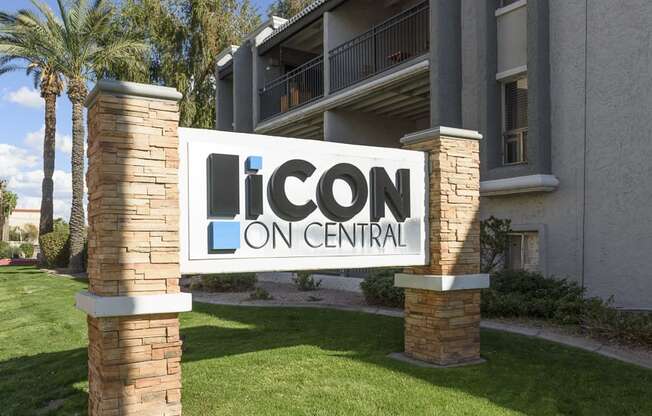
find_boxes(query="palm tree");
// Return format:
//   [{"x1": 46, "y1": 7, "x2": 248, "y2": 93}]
[
  {"x1": 30, "y1": 0, "x2": 146, "y2": 271},
  {"x1": 0, "y1": 181, "x2": 18, "y2": 241},
  {"x1": 0, "y1": 4, "x2": 64, "y2": 238}
]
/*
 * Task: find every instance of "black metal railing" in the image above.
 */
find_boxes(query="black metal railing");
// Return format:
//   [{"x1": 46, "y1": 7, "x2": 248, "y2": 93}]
[
  {"x1": 329, "y1": 2, "x2": 429, "y2": 93},
  {"x1": 259, "y1": 55, "x2": 324, "y2": 121}
]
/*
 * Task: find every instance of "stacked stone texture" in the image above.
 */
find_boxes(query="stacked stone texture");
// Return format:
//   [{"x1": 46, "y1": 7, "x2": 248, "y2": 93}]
[
  {"x1": 86, "y1": 92, "x2": 182, "y2": 415},
  {"x1": 402, "y1": 134, "x2": 482, "y2": 365}
]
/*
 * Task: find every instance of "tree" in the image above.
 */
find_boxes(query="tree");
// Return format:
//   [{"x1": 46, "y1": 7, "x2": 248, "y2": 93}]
[
  {"x1": 22, "y1": 223, "x2": 39, "y2": 243},
  {"x1": 0, "y1": 2, "x2": 65, "y2": 237},
  {"x1": 480, "y1": 216, "x2": 511, "y2": 273},
  {"x1": 0, "y1": 181, "x2": 18, "y2": 241},
  {"x1": 53, "y1": 218, "x2": 69, "y2": 235},
  {"x1": 267, "y1": 0, "x2": 312, "y2": 19},
  {"x1": 30, "y1": 0, "x2": 147, "y2": 271},
  {"x1": 115, "y1": 0, "x2": 260, "y2": 128}
]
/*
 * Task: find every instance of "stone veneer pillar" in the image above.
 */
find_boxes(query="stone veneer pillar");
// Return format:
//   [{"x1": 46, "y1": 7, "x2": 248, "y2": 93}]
[
  {"x1": 395, "y1": 126, "x2": 489, "y2": 366},
  {"x1": 76, "y1": 80, "x2": 192, "y2": 415}
]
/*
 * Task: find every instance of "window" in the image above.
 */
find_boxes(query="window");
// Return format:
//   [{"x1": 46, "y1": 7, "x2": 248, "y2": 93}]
[
  {"x1": 503, "y1": 76, "x2": 528, "y2": 165},
  {"x1": 506, "y1": 231, "x2": 539, "y2": 271},
  {"x1": 497, "y1": 0, "x2": 522, "y2": 8}
]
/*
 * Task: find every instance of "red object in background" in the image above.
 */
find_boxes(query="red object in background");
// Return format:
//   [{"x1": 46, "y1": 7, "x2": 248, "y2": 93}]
[{"x1": 0, "y1": 258, "x2": 38, "y2": 266}]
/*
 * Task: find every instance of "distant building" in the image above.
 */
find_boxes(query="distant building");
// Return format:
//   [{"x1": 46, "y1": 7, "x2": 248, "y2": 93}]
[
  {"x1": 215, "y1": 0, "x2": 652, "y2": 309},
  {"x1": 2, "y1": 208, "x2": 40, "y2": 242}
]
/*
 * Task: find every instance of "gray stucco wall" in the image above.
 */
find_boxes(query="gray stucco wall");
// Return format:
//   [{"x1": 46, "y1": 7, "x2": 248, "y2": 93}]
[
  {"x1": 429, "y1": 0, "x2": 461, "y2": 128},
  {"x1": 481, "y1": 0, "x2": 652, "y2": 309},
  {"x1": 323, "y1": 109, "x2": 414, "y2": 148},
  {"x1": 216, "y1": 77, "x2": 234, "y2": 131},
  {"x1": 327, "y1": 0, "x2": 422, "y2": 48},
  {"x1": 233, "y1": 42, "x2": 254, "y2": 133}
]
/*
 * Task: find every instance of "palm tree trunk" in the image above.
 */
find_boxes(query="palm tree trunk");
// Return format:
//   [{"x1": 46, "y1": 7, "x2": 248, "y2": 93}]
[
  {"x1": 0, "y1": 184, "x2": 4, "y2": 242},
  {"x1": 68, "y1": 81, "x2": 87, "y2": 272},
  {"x1": 39, "y1": 92, "x2": 57, "y2": 237}
]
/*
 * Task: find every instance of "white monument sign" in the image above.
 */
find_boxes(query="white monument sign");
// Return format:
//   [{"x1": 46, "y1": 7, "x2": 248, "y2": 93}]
[{"x1": 179, "y1": 128, "x2": 428, "y2": 273}]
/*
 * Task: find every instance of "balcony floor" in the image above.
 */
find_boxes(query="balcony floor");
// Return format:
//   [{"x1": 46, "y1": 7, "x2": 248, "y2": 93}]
[{"x1": 256, "y1": 55, "x2": 430, "y2": 139}]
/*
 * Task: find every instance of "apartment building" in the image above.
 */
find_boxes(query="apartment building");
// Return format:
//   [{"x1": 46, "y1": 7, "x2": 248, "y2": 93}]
[{"x1": 214, "y1": 0, "x2": 652, "y2": 309}]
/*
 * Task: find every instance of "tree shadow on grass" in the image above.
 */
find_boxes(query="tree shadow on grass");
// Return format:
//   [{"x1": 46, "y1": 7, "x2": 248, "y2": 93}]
[
  {"x1": 182, "y1": 303, "x2": 652, "y2": 416},
  {"x1": 2, "y1": 302, "x2": 651, "y2": 415},
  {"x1": 0, "y1": 266, "x2": 48, "y2": 276},
  {"x1": 0, "y1": 347, "x2": 88, "y2": 415}
]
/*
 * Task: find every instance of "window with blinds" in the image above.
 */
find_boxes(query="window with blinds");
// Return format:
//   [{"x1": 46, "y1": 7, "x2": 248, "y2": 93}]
[{"x1": 503, "y1": 76, "x2": 528, "y2": 164}]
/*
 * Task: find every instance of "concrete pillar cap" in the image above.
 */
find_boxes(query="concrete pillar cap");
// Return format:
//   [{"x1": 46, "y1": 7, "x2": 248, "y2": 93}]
[
  {"x1": 395, "y1": 273, "x2": 490, "y2": 291},
  {"x1": 400, "y1": 126, "x2": 483, "y2": 145},
  {"x1": 85, "y1": 79, "x2": 183, "y2": 108}
]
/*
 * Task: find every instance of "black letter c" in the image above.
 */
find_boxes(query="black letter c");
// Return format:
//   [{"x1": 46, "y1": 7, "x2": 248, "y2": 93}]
[{"x1": 268, "y1": 159, "x2": 317, "y2": 221}]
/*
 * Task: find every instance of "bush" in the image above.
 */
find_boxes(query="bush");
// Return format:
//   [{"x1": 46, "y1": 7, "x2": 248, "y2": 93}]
[
  {"x1": 0, "y1": 241, "x2": 11, "y2": 259},
  {"x1": 482, "y1": 270, "x2": 585, "y2": 324},
  {"x1": 249, "y1": 287, "x2": 273, "y2": 300},
  {"x1": 190, "y1": 273, "x2": 257, "y2": 292},
  {"x1": 19, "y1": 243, "x2": 35, "y2": 259},
  {"x1": 361, "y1": 269, "x2": 404, "y2": 308},
  {"x1": 39, "y1": 231, "x2": 70, "y2": 268},
  {"x1": 293, "y1": 271, "x2": 322, "y2": 291},
  {"x1": 582, "y1": 297, "x2": 652, "y2": 346},
  {"x1": 482, "y1": 269, "x2": 652, "y2": 346},
  {"x1": 480, "y1": 216, "x2": 511, "y2": 273}
]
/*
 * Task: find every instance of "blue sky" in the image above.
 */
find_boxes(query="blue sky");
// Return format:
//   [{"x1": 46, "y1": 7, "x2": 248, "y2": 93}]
[{"x1": 0, "y1": 0, "x2": 274, "y2": 219}]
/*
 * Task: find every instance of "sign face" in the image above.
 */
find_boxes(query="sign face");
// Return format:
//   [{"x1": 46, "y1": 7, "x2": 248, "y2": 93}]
[{"x1": 179, "y1": 128, "x2": 428, "y2": 274}]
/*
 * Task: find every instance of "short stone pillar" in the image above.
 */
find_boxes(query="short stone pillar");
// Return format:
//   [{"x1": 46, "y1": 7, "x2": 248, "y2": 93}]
[
  {"x1": 76, "y1": 80, "x2": 192, "y2": 415},
  {"x1": 395, "y1": 126, "x2": 489, "y2": 366}
]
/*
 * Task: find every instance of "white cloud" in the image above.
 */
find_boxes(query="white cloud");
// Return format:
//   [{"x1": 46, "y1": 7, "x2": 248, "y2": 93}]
[
  {"x1": 5, "y1": 169, "x2": 73, "y2": 220},
  {"x1": 0, "y1": 142, "x2": 76, "y2": 220},
  {"x1": 5, "y1": 86, "x2": 43, "y2": 109},
  {"x1": 0, "y1": 143, "x2": 39, "y2": 177},
  {"x1": 24, "y1": 125, "x2": 73, "y2": 155}
]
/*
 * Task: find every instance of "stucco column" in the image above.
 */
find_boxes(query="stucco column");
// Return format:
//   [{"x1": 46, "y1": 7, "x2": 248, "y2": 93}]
[
  {"x1": 77, "y1": 80, "x2": 191, "y2": 415},
  {"x1": 395, "y1": 126, "x2": 488, "y2": 366}
]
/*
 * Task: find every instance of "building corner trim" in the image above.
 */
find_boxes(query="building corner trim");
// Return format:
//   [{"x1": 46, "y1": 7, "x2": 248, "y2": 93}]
[{"x1": 480, "y1": 174, "x2": 559, "y2": 196}]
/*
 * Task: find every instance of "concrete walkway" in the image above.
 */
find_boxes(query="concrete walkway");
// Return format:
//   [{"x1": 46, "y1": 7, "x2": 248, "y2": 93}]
[{"x1": 193, "y1": 294, "x2": 652, "y2": 370}]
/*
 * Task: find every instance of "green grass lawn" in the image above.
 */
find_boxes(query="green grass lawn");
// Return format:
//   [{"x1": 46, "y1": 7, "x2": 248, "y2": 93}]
[{"x1": 1, "y1": 266, "x2": 651, "y2": 416}]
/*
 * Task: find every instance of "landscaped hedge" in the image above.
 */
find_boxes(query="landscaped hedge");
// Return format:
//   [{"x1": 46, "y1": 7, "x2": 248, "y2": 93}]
[
  {"x1": 39, "y1": 231, "x2": 70, "y2": 268},
  {"x1": 481, "y1": 270, "x2": 585, "y2": 324},
  {"x1": 0, "y1": 242, "x2": 11, "y2": 259},
  {"x1": 19, "y1": 243, "x2": 35, "y2": 259},
  {"x1": 190, "y1": 273, "x2": 257, "y2": 292},
  {"x1": 360, "y1": 268, "x2": 404, "y2": 308},
  {"x1": 483, "y1": 269, "x2": 652, "y2": 347}
]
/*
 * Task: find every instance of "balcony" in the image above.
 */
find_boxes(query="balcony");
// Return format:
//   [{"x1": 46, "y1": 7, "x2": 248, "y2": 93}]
[
  {"x1": 259, "y1": 56, "x2": 324, "y2": 122},
  {"x1": 329, "y1": 1, "x2": 429, "y2": 93},
  {"x1": 258, "y1": 1, "x2": 429, "y2": 122}
]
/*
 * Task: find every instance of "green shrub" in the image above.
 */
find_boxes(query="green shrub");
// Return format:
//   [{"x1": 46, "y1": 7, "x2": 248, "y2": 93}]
[
  {"x1": 39, "y1": 231, "x2": 70, "y2": 268},
  {"x1": 480, "y1": 216, "x2": 511, "y2": 273},
  {"x1": 482, "y1": 270, "x2": 585, "y2": 324},
  {"x1": 249, "y1": 287, "x2": 273, "y2": 300},
  {"x1": 19, "y1": 243, "x2": 34, "y2": 259},
  {"x1": 190, "y1": 273, "x2": 257, "y2": 292},
  {"x1": 482, "y1": 270, "x2": 652, "y2": 346},
  {"x1": 582, "y1": 297, "x2": 652, "y2": 346},
  {"x1": 0, "y1": 241, "x2": 11, "y2": 259},
  {"x1": 293, "y1": 271, "x2": 322, "y2": 291},
  {"x1": 361, "y1": 272, "x2": 404, "y2": 308}
]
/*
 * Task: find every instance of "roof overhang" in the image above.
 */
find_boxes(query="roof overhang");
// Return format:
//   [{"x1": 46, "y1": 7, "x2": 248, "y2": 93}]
[{"x1": 257, "y1": 0, "x2": 346, "y2": 55}]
